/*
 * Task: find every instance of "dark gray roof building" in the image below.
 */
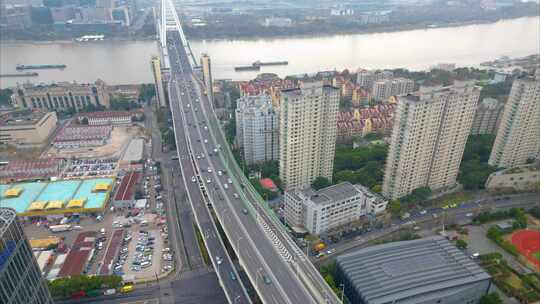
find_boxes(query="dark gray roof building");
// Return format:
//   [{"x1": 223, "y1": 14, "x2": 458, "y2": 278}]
[{"x1": 336, "y1": 236, "x2": 491, "y2": 304}]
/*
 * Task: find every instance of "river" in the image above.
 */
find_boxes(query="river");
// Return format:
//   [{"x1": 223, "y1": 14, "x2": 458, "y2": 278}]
[{"x1": 0, "y1": 16, "x2": 538, "y2": 88}]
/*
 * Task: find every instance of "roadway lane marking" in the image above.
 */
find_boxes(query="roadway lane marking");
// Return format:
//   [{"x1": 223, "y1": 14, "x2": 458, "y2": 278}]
[{"x1": 120, "y1": 299, "x2": 159, "y2": 304}]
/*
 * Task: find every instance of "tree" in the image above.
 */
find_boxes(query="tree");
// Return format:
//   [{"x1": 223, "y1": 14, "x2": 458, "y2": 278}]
[
  {"x1": 312, "y1": 176, "x2": 331, "y2": 190},
  {"x1": 139, "y1": 84, "x2": 156, "y2": 102},
  {"x1": 388, "y1": 200, "x2": 402, "y2": 217},
  {"x1": 479, "y1": 293, "x2": 503, "y2": 304},
  {"x1": 0, "y1": 88, "x2": 13, "y2": 105},
  {"x1": 455, "y1": 239, "x2": 468, "y2": 249},
  {"x1": 400, "y1": 187, "x2": 432, "y2": 204},
  {"x1": 371, "y1": 184, "x2": 382, "y2": 193},
  {"x1": 260, "y1": 161, "x2": 279, "y2": 178}
]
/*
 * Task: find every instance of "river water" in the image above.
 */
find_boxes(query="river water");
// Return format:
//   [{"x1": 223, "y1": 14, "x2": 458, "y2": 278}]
[{"x1": 1, "y1": 17, "x2": 538, "y2": 88}]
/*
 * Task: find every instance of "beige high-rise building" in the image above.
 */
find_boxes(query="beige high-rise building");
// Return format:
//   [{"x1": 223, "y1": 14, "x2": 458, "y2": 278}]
[
  {"x1": 279, "y1": 81, "x2": 340, "y2": 190},
  {"x1": 382, "y1": 81, "x2": 481, "y2": 200},
  {"x1": 151, "y1": 56, "x2": 167, "y2": 107},
  {"x1": 200, "y1": 53, "x2": 213, "y2": 101},
  {"x1": 488, "y1": 72, "x2": 540, "y2": 168}
]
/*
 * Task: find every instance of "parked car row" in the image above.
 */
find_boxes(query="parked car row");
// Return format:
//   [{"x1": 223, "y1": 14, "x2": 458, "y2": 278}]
[
  {"x1": 131, "y1": 231, "x2": 155, "y2": 272},
  {"x1": 112, "y1": 231, "x2": 133, "y2": 276}
]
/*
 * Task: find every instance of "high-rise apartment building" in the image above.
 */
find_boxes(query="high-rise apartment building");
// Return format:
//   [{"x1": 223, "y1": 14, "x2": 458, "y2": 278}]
[
  {"x1": 279, "y1": 81, "x2": 340, "y2": 190},
  {"x1": 356, "y1": 69, "x2": 393, "y2": 89},
  {"x1": 470, "y1": 97, "x2": 504, "y2": 135},
  {"x1": 0, "y1": 208, "x2": 54, "y2": 304},
  {"x1": 235, "y1": 94, "x2": 279, "y2": 165},
  {"x1": 284, "y1": 182, "x2": 387, "y2": 234},
  {"x1": 151, "y1": 56, "x2": 167, "y2": 107},
  {"x1": 372, "y1": 78, "x2": 415, "y2": 101},
  {"x1": 382, "y1": 81, "x2": 481, "y2": 200},
  {"x1": 489, "y1": 72, "x2": 540, "y2": 168},
  {"x1": 200, "y1": 53, "x2": 213, "y2": 102}
]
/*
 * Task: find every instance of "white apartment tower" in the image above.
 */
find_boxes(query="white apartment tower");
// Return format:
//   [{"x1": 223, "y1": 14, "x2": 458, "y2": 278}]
[
  {"x1": 235, "y1": 94, "x2": 279, "y2": 165},
  {"x1": 279, "y1": 81, "x2": 340, "y2": 190},
  {"x1": 489, "y1": 72, "x2": 540, "y2": 168},
  {"x1": 382, "y1": 81, "x2": 481, "y2": 200},
  {"x1": 372, "y1": 78, "x2": 415, "y2": 101}
]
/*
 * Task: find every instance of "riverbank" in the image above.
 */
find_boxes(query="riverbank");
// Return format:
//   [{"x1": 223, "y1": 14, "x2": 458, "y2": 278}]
[
  {"x1": 0, "y1": 36, "x2": 156, "y2": 44},
  {"x1": 184, "y1": 13, "x2": 540, "y2": 41},
  {"x1": 1, "y1": 14, "x2": 538, "y2": 44}
]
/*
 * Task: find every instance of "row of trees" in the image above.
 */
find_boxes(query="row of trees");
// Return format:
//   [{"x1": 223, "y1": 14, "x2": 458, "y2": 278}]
[
  {"x1": 333, "y1": 144, "x2": 388, "y2": 190},
  {"x1": 48, "y1": 275, "x2": 122, "y2": 298},
  {"x1": 473, "y1": 208, "x2": 528, "y2": 229},
  {"x1": 458, "y1": 134, "x2": 498, "y2": 190}
]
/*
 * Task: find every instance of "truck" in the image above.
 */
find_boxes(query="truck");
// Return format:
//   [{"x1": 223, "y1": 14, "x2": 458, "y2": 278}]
[
  {"x1": 313, "y1": 241, "x2": 326, "y2": 252},
  {"x1": 49, "y1": 224, "x2": 72, "y2": 233},
  {"x1": 103, "y1": 289, "x2": 117, "y2": 296}
]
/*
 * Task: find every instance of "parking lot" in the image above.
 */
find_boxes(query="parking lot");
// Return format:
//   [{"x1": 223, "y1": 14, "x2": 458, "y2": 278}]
[
  {"x1": 22, "y1": 157, "x2": 173, "y2": 282},
  {"x1": 62, "y1": 158, "x2": 118, "y2": 179}
]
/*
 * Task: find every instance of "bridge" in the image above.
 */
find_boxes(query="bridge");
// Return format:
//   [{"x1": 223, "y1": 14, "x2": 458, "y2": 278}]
[{"x1": 157, "y1": 1, "x2": 342, "y2": 303}]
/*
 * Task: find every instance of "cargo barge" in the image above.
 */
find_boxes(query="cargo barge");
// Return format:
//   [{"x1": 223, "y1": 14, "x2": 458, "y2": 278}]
[
  {"x1": 253, "y1": 60, "x2": 288, "y2": 67},
  {"x1": 16, "y1": 64, "x2": 67, "y2": 70},
  {"x1": 0, "y1": 72, "x2": 39, "y2": 77},
  {"x1": 234, "y1": 65, "x2": 261, "y2": 72},
  {"x1": 234, "y1": 60, "x2": 288, "y2": 72}
]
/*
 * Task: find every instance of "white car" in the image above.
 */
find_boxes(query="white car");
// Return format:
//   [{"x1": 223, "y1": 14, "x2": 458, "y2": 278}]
[
  {"x1": 213, "y1": 148, "x2": 218, "y2": 153},
  {"x1": 218, "y1": 171, "x2": 222, "y2": 176},
  {"x1": 224, "y1": 184, "x2": 229, "y2": 189},
  {"x1": 204, "y1": 139, "x2": 208, "y2": 144},
  {"x1": 228, "y1": 178, "x2": 232, "y2": 184},
  {"x1": 207, "y1": 168, "x2": 212, "y2": 173},
  {"x1": 216, "y1": 256, "x2": 222, "y2": 265},
  {"x1": 191, "y1": 176, "x2": 196, "y2": 183},
  {"x1": 206, "y1": 178, "x2": 211, "y2": 184},
  {"x1": 233, "y1": 193, "x2": 239, "y2": 199}
]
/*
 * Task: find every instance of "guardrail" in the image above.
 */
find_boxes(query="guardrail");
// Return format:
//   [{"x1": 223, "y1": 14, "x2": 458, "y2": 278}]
[
  {"x1": 191, "y1": 75, "x2": 340, "y2": 304},
  {"x1": 167, "y1": 73, "x2": 249, "y2": 304}
]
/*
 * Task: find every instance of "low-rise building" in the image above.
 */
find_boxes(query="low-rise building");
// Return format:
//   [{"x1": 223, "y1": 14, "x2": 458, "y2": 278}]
[
  {"x1": 53, "y1": 124, "x2": 112, "y2": 149},
  {"x1": 0, "y1": 110, "x2": 58, "y2": 146},
  {"x1": 336, "y1": 104, "x2": 396, "y2": 142},
  {"x1": 351, "y1": 87, "x2": 372, "y2": 108},
  {"x1": 336, "y1": 236, "x2": 491, "y2": 304},
  {"x1": 0, "y1": 158, "x2": 65, "y2": 183},
  {"x1": 263, "y1": 17, "x2": 292, "y2": 27},
  {"x1": 12, "y1": 80, "x2": 110, "y2": 111},
  {"x1": 284, "y1": 182, "x2": 387, "y2": 235},
  {"x1": 485, "y1": 162, "x2": 540, "y2": 192},
  {"x1": 76, "y1": 110, "x2": 141, "y2": 126}
]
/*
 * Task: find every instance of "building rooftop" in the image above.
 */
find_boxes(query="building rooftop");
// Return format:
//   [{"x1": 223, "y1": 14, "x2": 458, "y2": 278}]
[
  {"x1": 305, "y1": 182, "x2": 360, "y2": 206},
  {"x1": 0, "y1": 208, "x2": 16, "y2": 236},
  {"x1": 0, "y1": 110, "x2": 50, "y2": 127},
  {"x1": 337, "y1": 236, "x2": 491, "y2": 304}
]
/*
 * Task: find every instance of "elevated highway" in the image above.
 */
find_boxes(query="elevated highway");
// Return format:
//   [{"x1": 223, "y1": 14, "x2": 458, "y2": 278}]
[{"x1": 159, "y1": 0, "x2": 341, "y2": 303}]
